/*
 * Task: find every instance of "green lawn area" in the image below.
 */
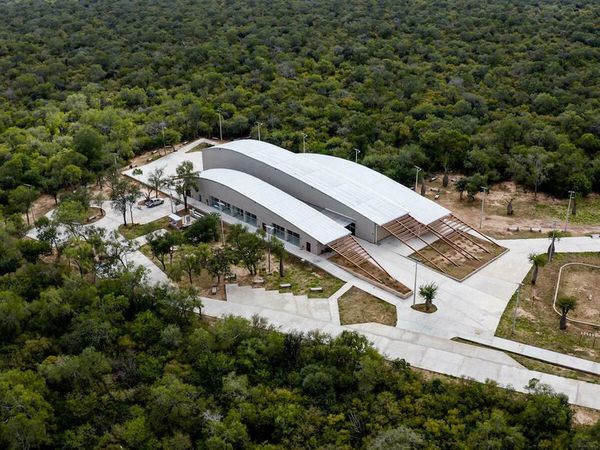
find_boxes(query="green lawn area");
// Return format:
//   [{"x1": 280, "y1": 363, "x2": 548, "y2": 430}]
[
  {"x1": 140, "y1": 242, "x2": 344, "y2": 299},
  {"x1": 260, "y1": 254, "x2": 344, "y2": 298},
  {"x1": 496, "y1": 252, "x2": 600, "y2": 363},
  {"x1": 118, "y1": 217, "x2": 169, "y2": 240},
  {"x1": 338, "y1": 287, "x2": 397, "y2": 326},
  {"x1": 531, "y1": 197, "x2": 600, "y2": 225}
]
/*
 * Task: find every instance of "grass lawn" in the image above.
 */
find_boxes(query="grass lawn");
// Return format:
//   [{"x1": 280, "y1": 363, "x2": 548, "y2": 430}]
[
  {"x1": 140, "y1": 242, "x2": 344, "y2": 299},
  {"x1": 496, "y1": 252, "x2": 600, "y2": 363},
  {"x1": 187, "y1": 142, "x2": 213, "y2": 153},
  {"x1": 118, "y1": 217, "x2": 169, "y2": 240},
  {"x1": 242, "y1": 254, "x2": 344, "y2": 298},
  {"x1": 338, "y1": 287, "x2": 397, "y2": 326}
]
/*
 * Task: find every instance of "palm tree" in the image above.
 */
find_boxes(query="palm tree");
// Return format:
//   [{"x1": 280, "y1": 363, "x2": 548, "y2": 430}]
[
  {"x1": 546, "y1": 230, "x2": 563, "y2": 262},
  {"x1": 557, "y1": 296, "x2": 577, "y2": 330},
  {"x1": 175, "y1": 161, "x2": 198, "y2": 211},
  {"x1": 528, "y1": 253, "x2": 547, "y2": 285},
  {"x1": 419, "y1": 282, "x2": 438, "y2": 312}
]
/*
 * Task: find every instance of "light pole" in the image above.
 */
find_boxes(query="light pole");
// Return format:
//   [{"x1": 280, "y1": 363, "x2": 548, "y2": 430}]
[
  {"x1": 166, "y1": 182, "x2": 175, "y2": 213},
  {"x1": 217, "y1": 109, "x2": 223, "y2": 141},
  {"x1": 256, "y1": 122, "x2": 263, "y2": 141},
  {"x1": 414, "y1": 166, "x2": 422, "y2": 192},
  {"x1": 216, "y1": 201, "x2": 226, "y2": 244},
  {"x1": 564, "y1": 190, "x2": 575, "y2": 232},
  {"x1": 511, "y1": 282, "x2": 523, "y2": 336},
  {"x1": 412, "y1": 260, "x2": 418, "y2": 306},
  {"x1": 479, "y1": 186, "x2": 488, "y2": 229},
  {"x1": 265, "y1": 225, "x2": 274, "y2": 274},
  {"x1": 302, "y1": 133, "x2": 307, "y2": 153},
  {"x1": 354, "y1": 148, "x2": 361, "y2": 163}
]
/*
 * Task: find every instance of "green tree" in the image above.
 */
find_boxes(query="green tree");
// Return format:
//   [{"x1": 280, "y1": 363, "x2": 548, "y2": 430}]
[
  {"x1": 418, "y1": 282, "x2": 438, "y2": 312},
  {"x1": 174, "y1": 161, "x2": 197, "y2": 211},
  {"x1": 0, "y1": 370, "x2": 53, "y2": 450},
  {"x1": 9, "y1": 185, "x2": 38, "y2": 225},
  {"x1": 207, "y1": 246, "x2": 232, "y2": 285},
  {"x1": 227, "y1": 225, "x2": 264, "y2": 275},
  {"x1": 146, "y1": 166, "x2": 167, "y2": 200},
  {"x1": 528, "y1": 253, "x2": 547, "y2": 285},
  {"x1": 455, "y1": 178, "x2": 468, "y2": 201},
  {"x1": 176, "y1": 243, "x2": 210, "y2": 284},
  {"x1": 557, "y1": 296, "x2": 576, "y2": 330},
  {"x1": 110, "y1": 177, "x2": 141, "y2": 225},
  {"x1": 184, "y1": 213, "x2": 219, "y2": 244}
]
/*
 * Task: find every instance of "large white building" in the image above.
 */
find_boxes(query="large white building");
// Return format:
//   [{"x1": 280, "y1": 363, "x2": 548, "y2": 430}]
[
  {"x1": 196, "y1": 168, "x2": 350, "y2": 254},
  {"x1": 194, "y1": 139, "x2": 499, "y2": 278}
]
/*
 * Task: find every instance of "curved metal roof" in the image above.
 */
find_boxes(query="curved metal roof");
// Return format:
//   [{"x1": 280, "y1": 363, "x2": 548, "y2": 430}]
[
  {"x1": 300, "y1": 153, "x2": 450, "y2": 225},
  {"x1": 199, "y1": 168, "x2": 350, "y2": 245},
  {"x1": 210, "y1": 140, "x2": 410, "y2": 225}
]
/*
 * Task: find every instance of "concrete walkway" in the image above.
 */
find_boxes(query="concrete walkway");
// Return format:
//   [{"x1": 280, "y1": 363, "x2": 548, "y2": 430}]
[
  {"x1": 327, "y1": 282, "x2": 354, "y2": 326},
  {"x1": 121, "y1": 137, "x2": 600, "y2": 408},
  {"x1": 199, "y1": 297, "x2": 600, "y2": 410},
  {"x1": 466, "y1": 334, "x2": 600, "y2": 377}
]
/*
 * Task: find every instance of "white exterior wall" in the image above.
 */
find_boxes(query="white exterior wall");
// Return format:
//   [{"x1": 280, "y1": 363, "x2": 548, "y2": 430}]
[
  {"x1": 194, "y1": 177, "x2": 325, "y2": 254},
  {"x1": 203, "y1": 147, "x2": 385, "y2": 243}
]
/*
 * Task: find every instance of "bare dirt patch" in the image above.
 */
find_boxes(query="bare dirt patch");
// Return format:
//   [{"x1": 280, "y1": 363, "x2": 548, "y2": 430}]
[
  {"x1": 559, "y1": 264, "x2": 600, "y2": 324},
  {"x1": 496, "y1": 252, "x2": 600, "y2": 363},
  {"x1": 411, "y1": 235, "x2": 505, "y2": 280},
  {"x1": 330, "y1": 254, "x2": 411, "y2": 295},
  {"x1": 338, "y1": 287, "x2": 397, "y2": 326},
  {"x1": 423, "y1": 175, "x2": 600, "y2": 238}
]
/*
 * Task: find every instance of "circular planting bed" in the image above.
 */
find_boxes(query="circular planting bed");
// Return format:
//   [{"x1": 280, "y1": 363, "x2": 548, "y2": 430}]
[
  {"x1": 553, "y1": 263, "x2": 600, "y2": 327},
  {"x1": 411, "y1": 303, "x2": 438, "y2": 314}
]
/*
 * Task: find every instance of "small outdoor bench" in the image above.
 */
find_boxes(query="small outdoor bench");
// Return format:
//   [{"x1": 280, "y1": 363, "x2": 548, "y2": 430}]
[
  {"x1": 279, "y1": 283, "x2": 292, "y2": 289},
  {"x1": 211, "y1": 286, "x2": 217, "y2": 295},
  {"x1": 309, "y1": 287, "x2": 323, "y2": 292},
  {"x1": 252, "y1": 277, "x2": 265, "y2": 285}
]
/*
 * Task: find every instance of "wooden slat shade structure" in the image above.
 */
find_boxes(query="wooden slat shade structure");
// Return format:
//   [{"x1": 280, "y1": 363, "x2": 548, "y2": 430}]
[
  {"x1": 328, "y1": 235, "x2": 392, "y2": 285},
  {"x1": 382, "y1": 215, "x2": 454, "y2": 273},
  {"x1": 382, "y1": 213, "x2": 501, "y2": 277}
]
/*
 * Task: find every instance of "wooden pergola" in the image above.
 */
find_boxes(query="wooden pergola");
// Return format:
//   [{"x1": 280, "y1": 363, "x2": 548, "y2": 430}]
[
  {"x1": 328, "y1": 235, "x2": 392, "y2": 285},
  {"x1": 382, "y1": 214, "x2": 501, "y2": 276}
]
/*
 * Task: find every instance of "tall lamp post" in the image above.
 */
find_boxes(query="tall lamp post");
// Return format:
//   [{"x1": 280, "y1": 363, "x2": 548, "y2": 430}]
[
  {"x1": 302, "y1": 133, "x2": 307, "y2": 153},
  {"x1": 166, "y1": 182, "x2": 175, "y2": 213},
  {"x1": 354, "y1": 148, "x2": 361, "y2": 163},
  {"x1": 256, "y1": 121, "x2": 263, "y2": 141},
  {"x1": 414, "y1": 166, "x2": 422, "y2": 192},
  {"x1": 412, "y1": 260, "x2": 419, "y2": 306},
  {"x1": 479, "y1": 186, "x2": 488, "y2": 229},
  {"x1": 217, "y1": 109, "x2": 223, "y2": 141},
  {"x1": 564, "y1": 190, "x2": 575, "y2": 232},
  {"x1": 511, "y1": 282, "x2": 523, "y2": 336},
  {"x1": 216, "y1": 201, "x2": 226, "y2": 244},
  {"x1": 264, "y1": 225, "x2": 274, "y2": 274}
]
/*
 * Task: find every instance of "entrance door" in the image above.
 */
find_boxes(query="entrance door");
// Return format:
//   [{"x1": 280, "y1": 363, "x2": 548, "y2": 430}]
[{"x1": 306, "y1": 242, "x2": 311, "y2": 253}]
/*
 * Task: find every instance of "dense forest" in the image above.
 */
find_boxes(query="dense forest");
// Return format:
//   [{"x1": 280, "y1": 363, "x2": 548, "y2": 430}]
[
  {"x1": 1, "y1": 226, "x2": 600, "y2": 449},
  {"x1": 2, "y1": 1, "x2": 600, "y2": 446},
  {"x1": 1, "y1": 0, "x2": 600, "y2": 219}
]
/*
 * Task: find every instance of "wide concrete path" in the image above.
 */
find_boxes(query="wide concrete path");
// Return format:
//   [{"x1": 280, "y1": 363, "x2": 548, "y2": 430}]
[
  {"x1": 466, "y1": 334, "x2": 600, "y2": 376},
  {"x1": 199, "y1": 297, "x2": 600, "y2": 410}
]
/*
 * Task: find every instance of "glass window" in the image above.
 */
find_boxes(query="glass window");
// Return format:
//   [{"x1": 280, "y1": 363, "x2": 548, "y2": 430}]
[
  {"x1": 211, "y1": 197, "x2": 230, "y2": 214},
  {"x1": 244, "y1": 212, "x2": 257, "y2": 227},
  {"x1": 232, "y1": 205, "x2": 244, "y2": 220},
  {"x1": 286, "y1": 230, "x2": 300, "y2": 246},
  {"x1": 272, "y1": 224, "x2": 285, "y2": 239}
]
